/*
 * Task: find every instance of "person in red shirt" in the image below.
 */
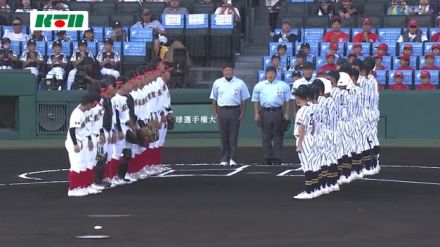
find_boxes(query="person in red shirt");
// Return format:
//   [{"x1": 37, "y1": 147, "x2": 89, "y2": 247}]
[
  {"x1": 351, "y1": 42, "x2": 363, "y2": 56},
  {"x1": 415, "y1": 71, "x2": 436, "y2": 90},
  {"x1": 373, "y1": 53, "x2": 387, "y2": 70},
  {"x1": 389, "y1": 71, "x2": 409, "y2": 91},
  {"x1": 353, "y1": 17, "x2": 379, "y2": 43},
  {"x1": 432, "y1": 43, "x2": 440, "y2": 56},
  {"x1": 317, "y1": 52, "x2": 338, "y2": 74},
  {"x1": 431, "y1": 17, "x2": 440, "y2": 42},
  {"x1": 420, "y1": 53, "x2": 440, "y2": 70},
  {"x1": 402, "y1": 44, "x2": 413, "y2": 56},
  {"x1": 375, "y1": 43, "x2": 389, "y2": 56},
  {"x1": 396, "y1": 54, "x2": 413, "y2": 70},
  {"x1": 323, "y1": 16, "x2": 349, "y2": 42}
]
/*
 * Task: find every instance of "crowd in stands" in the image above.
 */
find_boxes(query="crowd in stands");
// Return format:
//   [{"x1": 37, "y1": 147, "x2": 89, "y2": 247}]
[
  {"x1": 0, "y1": 0, "x2": 243, "y2": 89},
  {"x1": 263, "y1": 0, "x2": 440, "y2": 91}
]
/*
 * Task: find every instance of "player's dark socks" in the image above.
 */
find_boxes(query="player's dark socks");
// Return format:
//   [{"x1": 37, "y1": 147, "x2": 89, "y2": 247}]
[
  {"x1": 317, "y1": 169, "x2": 324, "y2": 188},
  {"x1": 94, "y1": 159, "x2": 106, "y2": 184},
  {"x1": 304, "y1": 171, "x2": 314, "y2": 194},
  {"x1": 322, "y1": 166, "x2": 330, "y2": 187},
  {"x1": 313, "y1": 172, "x2": 320, "y2": 192},
  {"x1": 363, "y1": 151, "x2": 372, "y2": 170},
  {"x1": 330, "y1": 164, "x2": 338, "y2": 185},
  {"x1": 117, "y1": 159, "x2": 129, "y2": 179},
  {"x1": 341, "y1": 155, "x2": 350, "y2": 178},
  {"x1": 337, "y1": 159, "x2": 343, "y2": 179}
]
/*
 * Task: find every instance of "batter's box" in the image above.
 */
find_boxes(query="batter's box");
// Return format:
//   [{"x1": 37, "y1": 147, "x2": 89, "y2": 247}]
[{"x1": 158, "y1": 165, "x2": 249, "y2": 177}]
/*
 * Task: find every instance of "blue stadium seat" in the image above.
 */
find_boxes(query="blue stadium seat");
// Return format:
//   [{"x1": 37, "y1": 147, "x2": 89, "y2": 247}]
[
  {"x1": 295, "y1": 42, "x2": 319, "y2": 56},
  {"x1": 415, "y1": 70, "x2": 440, "y2": 85},
  {"x1": 374, "y1": 70, "x2": 387, "y2": 85},
  {"x1": 373, "y1": 42, "x2": 398, "y2": 56},
  {"x1": 98, "y1": 41, "x2": 122, "y2": 55},
  {"x1": 129, "y1": 27, "x2": 153, "y2": 42},
  {"x1": 21, "y1": 41, "x2": 46, "y2": 56},
  {"x1": 378, "y1": 28, "x2": 402, "y2": 43},
  {"x1": 424, "y1": 42, "x2": 439, "y2": 54},
  {"x1": 79, "y1": 27, "x2": 104, "y2": 42},
  {"x1": 257, "y1": 70, "x2": 282, "y2": 81},
  {"x1": 316, "y1": 56, "x2": 326, "y2": 69},
  {"x1": 284, "y1": 71, "x2": 294, "y2": 83},
  {"x1": 47, "y1": 41, "x2": 72, "y2": 57},
  {"x1": 381, "y1": 56, "x2": 393, "y2": 70},
  {"x1": 274, "y1": 28, "x2": 300, "y2": 37},
  {"x1": 388, "y1": 70, "x2": 413, "y2": 86},
  {"x1": 419, "y1": 56, "x2": 440, "y2": 68},
  {"x1": 430, "y1": 28, "x2": 440, "y2": 40},
  {"x1": 123, "y1": 42, "x2": 147, "y2": 56},
  {"x1": 73, "y1": 42, "x2": 98, "y2": 56},
  {"x1": 321, "y1": 42, "x2": 345, "y2": 56},
  {"x1": 351, "y1": 28, "x2": 377, "y2": 41},
  {"x1": 10, "y1": 41, "x2": 21, "y2": 56},
  {"x1": 66, "y1": 31, "x2": 78, "y2": 41},
  {"x1": 104, "y1": 27, "x2": 129, "y2": 39},
  {"x1": 393, "y1": 56, "x2": 418, "y2": 70},
  {"x1": 43, "y1": 31, "x2": 53, "y2": 41},
  {"x1": 346, "y1": 42, "x2": 371, "y2": 56},
  {"x1": 399, "y1": 42, "x2": 423, "y2": 56},
  {"x1": 211, "y1": 14, "x2": 234, "y2": 29},
  {"x1": 302, "y1": 28, "x2": 324, "y2": 43},
  {"x1": 263, "y1": 56, "x2": 288, "y2": 69},
  {"x1": 269, "y1": 42, "x2": 293, "y2": 56},
  {"x1": 2, "y1": 25, "x2": 28, "y2": 36}
]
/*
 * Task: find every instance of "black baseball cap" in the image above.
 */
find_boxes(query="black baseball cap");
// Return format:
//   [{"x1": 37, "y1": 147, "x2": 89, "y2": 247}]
[
  {"x1": 265, "y1": 66, "x2": 277, "y2": 74},
  {"x1": 78, "y1": 39, "x2": 87, "y2": 46},
  {"x1": 291, "y1": 70, "x2": 301, "y2": 77},
  {"x1": 1, "y1": 37, "x2": 11, "y2": 44},
  {"x1": 85, "y1": 27, "x2": 94, "y2": 33},
  {"x1": 56, "y1": 30, "x2": 66, "y2": 35},
  {"x1": 312, "y1": 79, "x2": 325, "y2": 94},
  {"x1": 104, "y1": 38, "x2": 113, "y2": 45},
  {"x1": 271, "y1": 54, "x2": 281, "y2": 60},
  {"x1": 300, "y1": 42, "x2": 310, "y2": 49},
  {"x1": 52, "y1": 40, "x2": 62, "y2": 47},
  {"x1": 27, "y1": 39, "x2": 36, "y2": 46},
  {"x1": 325, "y1": 70, "x2": 340, "y2": 81},
  {"x1": 303, "y1": 62, "x2": 314, "y2": 70},
  {"x1": 113, "y1": 20, "x2": 122, "y2": 28},
  {"x1": 293, "y1": 84, "x2": 310, "y2": 98}
]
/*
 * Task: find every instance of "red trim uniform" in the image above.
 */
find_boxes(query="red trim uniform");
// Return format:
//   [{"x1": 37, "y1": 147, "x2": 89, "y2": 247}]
[
  {"x1": 323, "y1": 31, "x2": 349, "y2": 42},
  {"x1": 389, "y1": 83, "x2": 409, "y2": 90},
  {"x1": 420, "y1": 65, "x2": 440, "y2": 70},
  {"x1": 353, "y1": 32, "x2": 378, "y2": 43},
  {"x1": 415, "y1": 83, "x2": 436, "y2": 90}
]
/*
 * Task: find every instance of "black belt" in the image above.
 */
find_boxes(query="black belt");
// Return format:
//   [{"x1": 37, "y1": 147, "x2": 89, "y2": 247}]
[
  {"x1": 262, "y1": 107, "x2": 282, "y2": 112},
  {"x1": 219, "y1": 105, "x2": 240, "y2": 109}
]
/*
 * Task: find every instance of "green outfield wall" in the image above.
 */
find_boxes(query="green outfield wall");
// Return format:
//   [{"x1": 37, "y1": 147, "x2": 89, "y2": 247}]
[{"x1": 1, "y1": 71, "x2": 439, "y2": 140}]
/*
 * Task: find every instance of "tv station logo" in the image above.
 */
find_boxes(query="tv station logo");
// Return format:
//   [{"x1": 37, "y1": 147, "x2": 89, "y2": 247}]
[{"x1": 30, "y1": 11, "x2": 89, "y2": 31}]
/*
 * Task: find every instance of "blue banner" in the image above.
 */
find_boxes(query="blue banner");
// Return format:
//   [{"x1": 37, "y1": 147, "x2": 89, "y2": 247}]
[
  {"x1": 186, "y1": 14, "x2": 208, "y2": 29},
  {"x1": 211, "y1": 14, "x2": 233, "y2": 29}
]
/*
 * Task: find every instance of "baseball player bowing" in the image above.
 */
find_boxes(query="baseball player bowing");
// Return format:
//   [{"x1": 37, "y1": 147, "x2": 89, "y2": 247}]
[{"x1": 66, "y1": 93, "x2": 99, "y2": 197}]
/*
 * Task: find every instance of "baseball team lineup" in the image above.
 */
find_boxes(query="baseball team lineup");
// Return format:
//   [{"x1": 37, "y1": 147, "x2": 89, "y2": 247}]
[{"x1": 66, "y1": 56, "x2": 380, "y2": 200}]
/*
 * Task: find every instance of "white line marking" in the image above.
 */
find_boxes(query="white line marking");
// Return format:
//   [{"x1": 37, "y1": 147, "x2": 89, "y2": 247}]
[
  {"x1": 8, "y1": 180, "x2": 67, "y2": 186},
  {"x1": 88, "y1": 214, "x2": 131, "y2": 218},
  {"x1": 361, "y1": 178, "x2": 440, "y2": 186},
  {"x1": 76, "y1": 235, "x2": 111, "y2": 239},
  {"x1": 246, "y1": 172, "x2": 272, "y2": 175},
  {"x1": 18, "y1": 168, "x2": 68, "y2": 181},
  {"x1": 277, "y1": 170, "x2": 294, "y2": 176},
  {"x1": 226, "y1": 165, "x2": 250, "y2": 176},
  {"x1": 381, "y1": 165, "x2": 440, "y2": 170},
  {"x1": 157, "y1": 170, "x2": 175, "y2": 177}
]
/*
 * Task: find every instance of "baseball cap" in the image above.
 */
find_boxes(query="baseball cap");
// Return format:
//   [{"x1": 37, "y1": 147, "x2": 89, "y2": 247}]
[
  {"x1": 408, "y1": 19, "x2": 419, "y2": 28},
  {"x1": 362, "y1": 17, "x2": 372, "y2": 25},
  {"x1": 399, "y1": 54, "x2": 410, "y2": 61},
  {"x1": 376, "y1": 43, "x2": 388, "y2": 51},
  {"x1": 331, "y1": 16, "x2": 342, "y2": 24},
  {"x1": 291, "y1": 70, "x2": 301, "y2": 77},
  {"x1": 393, "y1": 71, "x2": 404, "y2": 78},
  {"x1": 85, "y1": 27, "x2": 94, "y2": 33},
  {"x1": 277, "y1": 43, "x2": 287, "y2": 50},
  {"x1": 56, "y1": 30, "x2": 66, "y2": 35},
  {"x1": 282, "y1": 18, "x2": 292, "y2": 26},
  {"x1": 432, "y1": 43, "x2": 440, "y2": 50},
  {"x1": 403, "y1": 44, "x2": 413, "y2": 50},
  {"x1": 425, "y1": 52, "x2": 434, "y2": 58},
  {"x1": 348, "y1": 53, "x2": 357, "y2": 58},
  {"x1": 142, "y1": 8, "x2": 151, "y2": 15},
  {"x1": 326, "y1": 52, "x2": 336, "y2": 58},
  {"x1": 337, "y1": 72, "x2": 351, "y2": 87},
  {"x1": 113, "y1": 20, "x2": 122, "y2": 28},
  {"x1": 373, "y1": 53, "x2": 383, "y2": 59},
  {"x1": 265, "y1": 66, "x2": 277, "y2": 74},
  {"x1": 303, "y1": 62, "x2": 314, "y2": 70},
  {"x1": 300, "y1": 42, "x2": 310, "y2": 49},
  {"x1": 353, "y1": 42, "x2": 362, "y2": 48},
  {"x1": 78, "y1": 39, "x2": 87, "y2": 46},
  {"x1": 293, "y1": 84, "x2": 310, "y2": 98},
  {"x1": 104, "y1": 38, "x2": 113, "y2": 45},
  {"x1": 421, "y1": 70, "x2": 431, "y2": 78},
  {"x1": 158, "y1": 34, "x2": 168, "y2": 44},
  {"x1": 342, "y1": 0, "x2": 352, "y2": 2},
  {"x1": 330, "y1": 42, "x2": 338, "y2": 50},
  {"x1": 52, "y1": 40, "x2": 62, "y2": 47},
  {"x1": 27, "y1": 39, "x2": 36, "y2": 46}
]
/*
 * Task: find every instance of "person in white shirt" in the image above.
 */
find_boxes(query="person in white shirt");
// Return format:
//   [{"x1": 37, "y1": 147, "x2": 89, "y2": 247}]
[
  {"x1": 20, "y1": 39, "x2": 44, "y2": 77},
  {"x1": 0, "y1": 0, "x2": 11, "y2": 12},
  {"x1": 15, "y1": 0, "x2": 36, "y2": 12},
  {"x1": 214, "y1": 0, "x2": 241, "y2": 23},
  {"x1": 96, "y1": 38, "x2": 121, "y2": 80},
  {"x1": 0, "y1": 37, "x2": 18, "y2": 69},
  {"x1": 2, "y1": 17, "x2": 29, "y2": 42},
  {"x1": 397, "y1": 19, "x2": 428, "y2": 42},
  {"x1": 43, "y1": 0, "x2": 69, "y2": 11}
]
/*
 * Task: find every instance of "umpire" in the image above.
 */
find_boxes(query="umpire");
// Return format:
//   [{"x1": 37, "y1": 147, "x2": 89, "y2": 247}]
[
  {"x1": 210, "y1": 64, "x2": 250, "y2": 166},
  {"x1": 252, "y1": 66, "x2": 291, "y2": 166}
]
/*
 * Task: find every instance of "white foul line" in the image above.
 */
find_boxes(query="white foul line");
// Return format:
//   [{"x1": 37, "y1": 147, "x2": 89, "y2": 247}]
[
  {"x1": 226, "y1": 165, "x2": 250, "y2": 176},
  {"x1": 87, "y1": 214, "x2": 131, "y2": 218},
  {"x1": 18, "y1": 168, "x2": 69, "y2": 181},
  {"x1": 277, "y1": 169, "x2": 294, "y2": 176},
  {"x1": 8, "y1": 180, "x2": 67, "y2": 186},
  {"x1": 361, "y1": 178, "x2": 440, "y2": 187}
]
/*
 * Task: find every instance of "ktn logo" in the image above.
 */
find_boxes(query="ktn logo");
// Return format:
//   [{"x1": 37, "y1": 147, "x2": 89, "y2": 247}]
[{"x1": 30, "y1": 11, "x2": 89, "y2": 31}]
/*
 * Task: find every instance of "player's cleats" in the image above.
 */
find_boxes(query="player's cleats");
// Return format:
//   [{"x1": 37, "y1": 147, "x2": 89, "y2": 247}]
[
  {"x1": 68, "y1": 189, "x2": 88, "y2": 197},
  {"x1": 124, "y1": 174, "x2": 137, "y2": 183},
  {"x1": 229, "y1": 160, "x2": 237, "y2": 166},
  {"x1": 219, "y1": 162, "x2": 228, "y2": 166},
  {"x1": 91, "y1": 183, "x2": 105, "y2": 191},
  {"x1": 294, "y1": 192, "x2": 314, "y2": 200}
]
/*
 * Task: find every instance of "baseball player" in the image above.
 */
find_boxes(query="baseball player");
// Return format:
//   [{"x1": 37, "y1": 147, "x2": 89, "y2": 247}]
[
  {"x1": 0, "y1": 37, "x2": 18, "y2": 70},
  {"x1": 67, "y1": 39, "x2": 95, "y2": 90},
  {"x1": 96, "y1": 38, "x2": 121, "y2": 79},
  {"x1": 20, "y1": 39, "x2": 43, "y2": 77},
  {"x1": 46, "y1": 40, "x2": 68, "y2": 87},
  {"x1": 66, "y1": 93, "x2": 99, "y2": 197}
]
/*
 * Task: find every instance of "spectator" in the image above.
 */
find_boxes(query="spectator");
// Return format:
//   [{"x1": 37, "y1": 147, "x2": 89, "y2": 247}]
[
  {"x1": 46, "y1": 40, "x2": 68, "y2": 83},
  {"x1": 375, "y1": 43, "x2": 389, "y2": 56},
  {"x1": 96, "y1": 38, "x2": 121, "y2": 80},
  {"x1": 273, "y1": 20, "x2": 298, "y2": 43},
  {"x1": 352, "y1": 43, "x2": 363, "y2": 56},
  {"x1": 299, "y1": 42, "x2": 311, "y2": 57},
  {"x1": 347, "y1": 53, "x2": 357, "y2": 64},
  {"x1": 389, "y1": 71, "x2": 409, "y2": 90},
  {"x1": 292, "y1": 62, "x2": 315, "y2": 92},
  {"x1": 20, "y1": 39, "x2": 43, "y2": 77},
  {"x1": 110, "y1": 21, "x2": 128, "y2": 42},
  {"x1": 163, "y1": 0, "x2": 188, "y2": 15},
  {"x1": 402, "y1": 44, "x2": 413, "y2": 56},
  {"x1": 291, "y1": 70, "x2": 302, "y2": 85},
  {"x1": 415, "y1": 71, "x2": 436, "y2": 90},
  {"x1": 432, "y1": 43, "x2": 440, "y2": 56},
  {"x1": 15, "y1": 0, "x2": 37, "y2": 12},
  {"x1": 3, "y1": 17, "x2": 29, "y2": 42},
  {"x1": 337, "y1": 0, "x2": 358, "y2": 20},
  {"x1": 132, "y1": 9, "x2": 166, "y2": 57},
  {"x1": 28, "y1": 30, "x2": 47, "y2": 42},
  {"x1": 43, "y1": 0, "x2": 69, "y2": 11},
  {"x1": 353, "y1": 18, "x2": 379, "y2": 43},
  {"x1": 351, "y1": 58, "x2": 362, "y2": 71},
  {"x1": 82, "y1": 28, "x2": 97, "y2": 43},
  {"x1": 0, "y1": 0, "x2": 11, "y2": 12},
  {"x1": 317, "y1": 0, "x2": 334, "y2": 16},
  {"x1": 289, "y1": 52, "x2": 306, "y2": 71},
  {"x1": 329, "y1": 42, "x2": 341, "y2": 58},
  {"x1": 215, "y1": 0, "x2": 241, "y2": 23},
  {"x1": 270, "y1": 54, "x2": 285, "y2": 76},
  {"x1": 265, "y1": 0, "x2": 282, "y2": 36},
  {"x1": 398, "y1": 19, "x2": 428, "y2": 42},
  {"x1": 323, "y1": 16, "x2": 349, "y2": 42},
  {"x1": 431, "y1": 17, "x2": 440, "y2": 42},
  {"x1": 414, "y1": 0, "x2": 435, "y2": 15},
  {"x1": 318, "y1": 52, "x2": 338, "y2": 74},
  {"x1": 55, "y1": 31, "x2": 73, "y2": 42},
  {"x1": 396, "y1": 54, "x2": 413, "y2": 70},
  {"x1": 387, "y1": 0, "x2": 409, "y2": 15},
  {"x1": 420, "y1": 53, "x2": 440, "y2": 70},
  {"x1": 67, "y1": 39, "x2": 95, "y2": 90},
  {"x1": 276, "y1": 44, "x2": 287, "y2": 57},
  {"x1": 0, "y1": 38, "x2": 18, "y2": 69},
  {"x1": 70, "y1": 57, "x2": 101, "y2": 90},
  {"x1": 373, "y1": 54, "x2": 387, "y2": 70}
]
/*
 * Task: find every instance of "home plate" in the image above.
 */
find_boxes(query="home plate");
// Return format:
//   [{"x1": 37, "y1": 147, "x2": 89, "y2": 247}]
[{"x1": 75, "y1": 235, "x2": 111, "y2": 239}]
